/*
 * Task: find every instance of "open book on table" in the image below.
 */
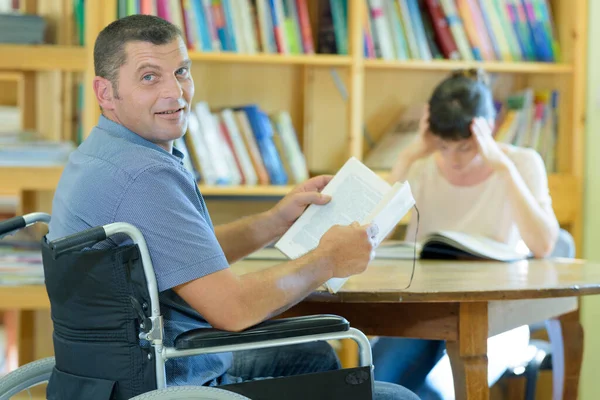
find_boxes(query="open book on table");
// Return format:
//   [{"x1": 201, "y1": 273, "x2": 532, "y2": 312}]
[
  {"x1": 273, "y1": 157, "x2": 415, "y2": 293},
  {"x1": 375, "y1": 231, "x2": 530, "y2": 262}
]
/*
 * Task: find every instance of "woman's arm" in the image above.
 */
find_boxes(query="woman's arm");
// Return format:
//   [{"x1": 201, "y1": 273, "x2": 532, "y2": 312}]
[
  {"x1": 498, "y1": 158, "x2": 559, "y2": 257},
  {"x1": 388, "y1": 106, "x2": 436, "y2": 184},
  {"x1": 472, "y1": 118, "x2": 559, "y2": 258}
]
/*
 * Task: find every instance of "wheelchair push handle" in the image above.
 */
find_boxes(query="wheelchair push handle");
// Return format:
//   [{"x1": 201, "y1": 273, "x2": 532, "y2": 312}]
[
  {"x1": 0, "y1": 216, "x2": 26, "y2": 237},
  {"x1": 49, "y1": 226, "x2": 107, "y2": 258},
  {"x1": 0, "y1": 212, "x2": 51, "y2": 238}
]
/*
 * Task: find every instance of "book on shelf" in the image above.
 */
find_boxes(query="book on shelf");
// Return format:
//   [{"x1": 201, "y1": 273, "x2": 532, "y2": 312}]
[
  {"x1": 114, "y1": 0, "x2": 560, "y2": 61},
  {"x1": 374, "y1": 231, "x2": 530, "y2": 261},
  {"x1": 179, "y1": 101, "x2": 308, "y2": 187},
  {"x1": 364, "y1": 103, "x2": 423, "y2": 170},
  {"x1": 362, "y1": 0, "x2": 559, "y2": 62},
  {"x1": 273, "y1": 156, "x2": 415, "y2": 293},
  {"x1": 117, "y1": 0, "x2": 316, "y2": 55}
]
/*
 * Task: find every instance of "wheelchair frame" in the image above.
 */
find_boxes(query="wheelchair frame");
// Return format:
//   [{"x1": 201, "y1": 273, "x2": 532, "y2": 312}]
[{"x1": 0, "y1": 213, "x2": 373, "y2": 396}]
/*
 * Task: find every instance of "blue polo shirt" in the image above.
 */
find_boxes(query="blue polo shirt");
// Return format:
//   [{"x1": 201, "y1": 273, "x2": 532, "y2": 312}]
[{"x1": 47, "y1": 115, "x2": 233, "y2": 387}]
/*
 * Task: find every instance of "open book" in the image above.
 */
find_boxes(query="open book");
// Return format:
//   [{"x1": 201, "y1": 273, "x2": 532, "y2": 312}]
[
  {"x1": 374, "y1": 231, "x2": 530, "y2": 262},
  {"x1": 274, "y1": 157, "x2": 415, "y2": 293}
]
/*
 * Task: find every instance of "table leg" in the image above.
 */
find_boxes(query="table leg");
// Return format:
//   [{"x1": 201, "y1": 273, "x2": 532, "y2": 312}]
[
  {"x1": 546, "y1": 311, "x2": 583, "y2": 400},
  {"x1": 447, "y1": 302, "x2": 489, "y2": 400}
]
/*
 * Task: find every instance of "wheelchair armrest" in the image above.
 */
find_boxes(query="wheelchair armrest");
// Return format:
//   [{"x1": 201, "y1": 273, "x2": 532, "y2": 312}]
[{"x1": 175, "y1": 314, "x2": 349, "y2": 350}]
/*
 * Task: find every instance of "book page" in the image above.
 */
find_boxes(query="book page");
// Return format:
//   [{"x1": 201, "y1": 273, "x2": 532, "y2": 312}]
[
  {"x1": 325, "y1": 181, "x2": 416, "y2": 294},
  {"x1": 427, "y1": 231, "x2": 529, "y2": 261},
  {"x1": 375, "y1": 241, "x2": 422, "y2": 259},
  {"x1": 362, "y1": 181, "x2": 415, "y2": 246},
  {"x1": 275, "y1": 157, "x2": 391, "y2": 260}
]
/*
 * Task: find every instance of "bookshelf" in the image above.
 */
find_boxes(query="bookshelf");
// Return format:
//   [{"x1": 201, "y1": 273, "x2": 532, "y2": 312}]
[{"x1": 0, "y1": 0, "x2": 588, "y2": 255}]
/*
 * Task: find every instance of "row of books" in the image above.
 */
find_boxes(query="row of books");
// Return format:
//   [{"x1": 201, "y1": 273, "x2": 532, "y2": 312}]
[
  {"x1": 178, "y1": 103, "x2": 309, "y2": 186},
  {"x1": 117, "y1": 0, "x2": 316, "y2": 55},
  {"x1": 359, "y1": 0, "x2": 559, "y2": 62},
  {"x1": 494, "y1": 88, "x2": 558, "y2": 172},
  {"x1": 114, "y1": 0, "x2": 559, "y2": 62},
  {"x1": 363, "y1": 88, "x2": 559, "y2": 174}
]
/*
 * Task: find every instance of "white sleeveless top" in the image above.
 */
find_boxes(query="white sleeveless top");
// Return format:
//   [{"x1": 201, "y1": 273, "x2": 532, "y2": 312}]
[{"x1": 405, "y1": 146, "x2": 552, "y2": 252}]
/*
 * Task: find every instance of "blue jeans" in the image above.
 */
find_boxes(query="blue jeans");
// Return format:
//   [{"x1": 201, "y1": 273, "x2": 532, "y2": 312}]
[
  {"x1": 372, "y1": 337, "x2": 444, "y2": 398},
  {"x1": 222, "y1": 341, "x2": 419, "y2": 400}
]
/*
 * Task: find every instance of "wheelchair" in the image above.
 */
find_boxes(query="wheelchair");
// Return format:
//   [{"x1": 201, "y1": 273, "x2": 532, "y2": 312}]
[{"x1": 0, "y1": 213, "x2": 375, "y2": 399}]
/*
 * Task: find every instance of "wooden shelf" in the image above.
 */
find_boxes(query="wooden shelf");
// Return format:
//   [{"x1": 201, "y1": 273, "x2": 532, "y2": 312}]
[
  {"x1": 198, "y1": 184, "x2": 293, "y2": 197},
  {"x1": 0, "y1": 167, "x2": 292, "y2": 197},
  {"x1": 188, "y1": 52, "x2": 351, "y2": 66},
  {"x1": 364, "y1": 59, "x2": 574, "y2": 74},
  {"x1": 0, "y1": 45, "x2": 86, "y2": 72}
]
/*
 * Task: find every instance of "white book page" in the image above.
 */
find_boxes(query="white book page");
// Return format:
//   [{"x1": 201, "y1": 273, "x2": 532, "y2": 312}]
[
  {"x1": 325, "y1": 181, "x2": 415, "y2": 293},
  {"x1": 275, "y1": 157, "x2": 390, "y2": 260},
  {"x1": 431, "y1": 231, "x2": 528, "y2": 261},
  {"x1": 362, "y1": 181, "x2": 415, "y2": 246}
]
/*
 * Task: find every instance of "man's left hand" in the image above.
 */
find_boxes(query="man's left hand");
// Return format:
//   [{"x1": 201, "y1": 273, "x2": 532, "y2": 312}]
[{"x1": 268, "y1": 175, "x2": 333, "y2": 235}]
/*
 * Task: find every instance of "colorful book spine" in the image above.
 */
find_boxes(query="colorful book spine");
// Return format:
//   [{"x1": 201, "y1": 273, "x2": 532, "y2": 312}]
[
  {"x1": 368, "y1": 0, "x2": 395, "y2": 60},
  {"x1": 396, "y1": 0, "x2": 420, "y2": 59},
  {"x1": 506, "y1": 0, "x2": 536, "y2": 60},
  {"x1": 295, "y1": 0, "x2": 315, "y2": 53},
  {"x1": 191, "y1": 0, "x2": 214, "y2": 51},
  {"x1": 423, "y1": 0, "x2": 460, "y2": 60},
  {"x1": 455, "y1": 0, "x2": 483, "y2": 60},
  {"x1": 221, "y1": 0, "x2": 239, "y2": 51},
  {"x1": 269, "y1": 0, "x2": 289, "y2": 53},
  {"x1": 439, "y1": 0, "x2": 474, "y2": 60},
  {"x1": 386, "y1": 0, "x2": 409, "y2": 60},
  {"x1": 479, "y1": 0, "x2": 513, "y2": 60},
  {"x1": 406, "y1": 0, "x2": 432, "y2": 60},
  {"x1": 329, "y1": 0, "x2": 348, "y2": 55},
  {"x1": 465, "y1": 0, "x2": 497, "y2": 60},
  {"x1": 490, "y1": 0, "x2": 523, "y2": 60}
]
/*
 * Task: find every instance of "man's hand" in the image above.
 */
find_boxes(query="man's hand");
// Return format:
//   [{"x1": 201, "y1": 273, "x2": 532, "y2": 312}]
[
  {"x1": 314, "y1": 222, "x2": 378, "y2": 278},
  {"x1": 471, "y1": 117, "x2": 511, "y2": 171},
  {"x1": 268, "y1": 175, "x2": 333, "y2": 235}
]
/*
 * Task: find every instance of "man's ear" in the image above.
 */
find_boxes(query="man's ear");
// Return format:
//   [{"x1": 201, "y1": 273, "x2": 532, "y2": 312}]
[{"x1": 93, "y1": 76, "x2": 116, "y2": 111}]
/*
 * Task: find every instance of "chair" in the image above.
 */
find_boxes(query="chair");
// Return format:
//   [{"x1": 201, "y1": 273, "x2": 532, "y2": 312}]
[
  {"x1": 502, "y1": 229, "x2": 575, "y2": 400},
  {"x1": 0, "y1": 213, "x2": 375, "y2": 400}
]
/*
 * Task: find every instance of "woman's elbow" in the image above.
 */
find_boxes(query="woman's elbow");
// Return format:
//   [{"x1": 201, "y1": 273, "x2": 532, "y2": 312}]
[
  {"x1": 531, "y1": 244, "x2": 553, "y2": 259},
  {"x1": 531, "y1": 230, "x2": 559, "y2": 259}
]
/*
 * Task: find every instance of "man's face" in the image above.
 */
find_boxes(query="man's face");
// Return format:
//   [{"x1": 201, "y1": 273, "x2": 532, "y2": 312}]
[{"x1": 101, "y1": 38, "x2": 194, "y2": 150}]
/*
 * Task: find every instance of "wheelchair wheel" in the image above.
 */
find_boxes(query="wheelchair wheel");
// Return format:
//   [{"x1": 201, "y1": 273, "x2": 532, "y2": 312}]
[
  {"x1": 130, "y1": 386, "x2": 251, "y2": 400},
  {"x1": 0, "y1": 356, "x2": 55, "y2": 400}
]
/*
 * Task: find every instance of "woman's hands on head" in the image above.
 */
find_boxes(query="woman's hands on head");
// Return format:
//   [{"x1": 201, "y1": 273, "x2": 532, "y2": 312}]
[
  {"x1": 471, "y1": 117, "x2": 511, "y2": 171},
  {"x1": 388, "y1": 105, "x2": 436, "y2": 183},
  {"x1": 404, "y1": 105, "x2": 437, "y2": 161}
]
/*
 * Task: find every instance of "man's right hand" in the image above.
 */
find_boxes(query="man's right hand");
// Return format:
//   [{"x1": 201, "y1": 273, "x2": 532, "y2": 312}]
[{"x1": 315, "y1": 222, "x2": 377, "y2": 278}]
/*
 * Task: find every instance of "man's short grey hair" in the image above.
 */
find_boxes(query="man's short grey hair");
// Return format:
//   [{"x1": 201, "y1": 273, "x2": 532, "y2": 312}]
[{"x1": 94, "y1": 14, "x2": 182, "y2": 93}]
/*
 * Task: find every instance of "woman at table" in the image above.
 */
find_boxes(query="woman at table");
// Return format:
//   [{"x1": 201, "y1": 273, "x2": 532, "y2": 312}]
[{"x1": 374, "y1": 68, "x2": 560, "y2": 399}]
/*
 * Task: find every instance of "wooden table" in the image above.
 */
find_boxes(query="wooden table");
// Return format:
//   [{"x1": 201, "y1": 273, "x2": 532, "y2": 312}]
[{"x1": 1, "y1": 257, "x2": 598, "y2": 400}]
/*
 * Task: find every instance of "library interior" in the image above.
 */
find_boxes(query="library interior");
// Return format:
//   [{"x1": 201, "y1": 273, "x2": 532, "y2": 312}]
[{"x1": 1, "y1": 0, "x2": 600, "y2": 399}]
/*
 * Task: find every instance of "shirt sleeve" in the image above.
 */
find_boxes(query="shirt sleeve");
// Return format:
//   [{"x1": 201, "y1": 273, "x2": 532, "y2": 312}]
[
  {"x1": 114, "y1": 165, "x2": 229, "y2": 292},
  {"x1": 510, "y1": 148, "x2": 553, "y2": 209}
]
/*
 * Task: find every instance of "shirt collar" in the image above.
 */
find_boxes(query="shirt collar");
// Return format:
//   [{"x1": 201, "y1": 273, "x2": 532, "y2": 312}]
[{"x1": 97, "y1": 114, "x2": 184, "y2": 160}]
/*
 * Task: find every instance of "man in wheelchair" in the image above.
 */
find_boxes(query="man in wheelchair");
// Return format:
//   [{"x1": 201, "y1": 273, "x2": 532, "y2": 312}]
[{"x1": 37, "y1": 14, "x2": 418, "y2": 400}]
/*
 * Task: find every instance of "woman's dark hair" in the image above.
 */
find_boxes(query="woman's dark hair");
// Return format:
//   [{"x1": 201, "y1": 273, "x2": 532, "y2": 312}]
[{"x1": 428, "y1": 68, "x2": 496, "y2": 141}]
